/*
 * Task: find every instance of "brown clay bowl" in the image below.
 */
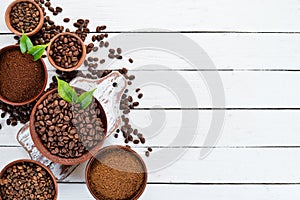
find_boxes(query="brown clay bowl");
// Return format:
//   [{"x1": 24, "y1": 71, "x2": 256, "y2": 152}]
[
  {"x1": 0, "y1": 159, "x2": 58, "y2": 200},
  {"x1": 30, "y1": 88, "x2": 108, "y2": 165},
  {"x1": 5, "y1": 0, "x2": 44, "y2": 36},
  {"x1": 0, "y1": 45, "x2": 48, "y2": 106},
  {"x1": 85, "y1": 145, "x2": 148, "y2": 200},
  {"x1": 47, "y1": 32, "x2": 87, "y2": 72}
]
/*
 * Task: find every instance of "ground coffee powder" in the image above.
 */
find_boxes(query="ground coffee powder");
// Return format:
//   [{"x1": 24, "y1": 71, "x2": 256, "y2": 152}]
[
  {"x1": 0, "y1": 49, "x2": 45, "y2": 103},
  {"x1": 88, "y1": 147, "x2": 146, "y2": 200}
]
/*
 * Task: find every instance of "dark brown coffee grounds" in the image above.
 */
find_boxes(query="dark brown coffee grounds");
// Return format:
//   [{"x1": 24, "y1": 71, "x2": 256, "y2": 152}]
[
  {"x1": 0, "y1": 161, "x2": 56, "y2": 199},
  {"x1": 88, "y1": 148, "x2": 146, "y2": 200},
  {"x1": 0, "y1": 49, "x2": 45, "y2": 103},
  {"x1": 10, "y1": 2, "x2": 40, "y2": 33}
]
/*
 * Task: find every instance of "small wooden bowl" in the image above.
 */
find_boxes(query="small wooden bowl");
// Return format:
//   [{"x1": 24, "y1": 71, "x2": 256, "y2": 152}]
[
  {"x1": 0, "y1": 45, "x2": 48, "y2": 106},
  {"x1": 85, "y1": 145, "x2": 148, "y2": 200},
  {"x1": 0, "y1": 159, "x2": 58, "y2": 200},
  {"x1": 47, "y1": 32, "x2": 87, "y2": 72},
  {"x1": 5, "y1": 0, "x2": 44, "y2": 36},
  {"x1": 30, "y1": 88, "x2": 108, "y2": 165}
]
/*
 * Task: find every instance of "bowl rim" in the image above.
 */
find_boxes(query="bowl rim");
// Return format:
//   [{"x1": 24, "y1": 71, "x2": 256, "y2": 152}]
[
  {"x1": 47, "y1": 32, "x2": 87, "y2": 72},
  {"x1": 0, "y1": 44, "x2": 48, "y2": 106},
  {"x1": 5, "y1": 0, "x2": 44, "y2": 36},
  {"x1": 29, "y1": 88, "x2": 108, "y2": 165},
  {"x1": 0, "y1": 159, "x2": 58, "y2": 200},
  {"x1": 85, "y1": 145, "x2": 148, "y2": 200}
]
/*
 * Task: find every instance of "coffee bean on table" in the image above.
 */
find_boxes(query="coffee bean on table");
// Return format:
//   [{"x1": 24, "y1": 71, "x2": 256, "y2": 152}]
[
  {"x1": 49, "y1": 34, "x2": 83, "y2": 69},
  {"x1": 63, "y1": 17, "x2": 70, "y2": 23},
  {"x1": 9, "y1": 2, "x2": 41, "y2": 33}
]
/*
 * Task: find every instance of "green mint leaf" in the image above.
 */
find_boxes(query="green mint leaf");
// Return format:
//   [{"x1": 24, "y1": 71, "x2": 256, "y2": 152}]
[
  {"x1": 27, "y1": 44, "x2": 49, "y2": 61},
  {"x1": 20, "y1": 30, "x2": 33, "y2": 53},
  {"x1": 56, "y1": 76, "x2": 78, "y2": 103},
  {"x1": 77, "y1": 89, "x2": 96, "y2": 109}
]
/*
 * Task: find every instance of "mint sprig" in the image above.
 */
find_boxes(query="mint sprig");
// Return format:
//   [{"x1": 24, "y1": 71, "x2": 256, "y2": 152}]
[
  {"x1": 56, "y1": 76, "x2": 96, "y2": 109},
  {"x1": 20, "y1": 30, "x2": 48, "y2": 61}
]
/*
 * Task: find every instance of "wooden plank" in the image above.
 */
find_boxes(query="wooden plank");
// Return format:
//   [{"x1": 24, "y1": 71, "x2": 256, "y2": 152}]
[
  {"x1": 2, "y1": 110, "x2": 300, "y2": 147},
  {"x1": 1, "y1": 147, "x2": 300, "y2": 183},
  {"x1": 1, "y1": 0, "x2": 300, "y2": 32},
  {"x1": 2, "y1": 33, "x2": 300, "y2": 70},
  {"x1": 58, "y1": 183, "x2": 300, "y2": 200}
]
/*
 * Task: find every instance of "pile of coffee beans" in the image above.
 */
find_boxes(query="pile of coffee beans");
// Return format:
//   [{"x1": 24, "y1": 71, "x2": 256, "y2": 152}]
[
  {"x1": 87, "y1": 147, "x2": 146, "y2": 200},
  {"x1": 0, "y1": 161, "x2": 56, "y2": 199},
  {"x1": 34, "y1": 91, "x2": 106, "y2": 158},
  {"x1": 49, "y1": 34, "x2": 83, "y2": 69},
  {"x1": 9, "y1": 2, "x2": 41, "y2": 33}
]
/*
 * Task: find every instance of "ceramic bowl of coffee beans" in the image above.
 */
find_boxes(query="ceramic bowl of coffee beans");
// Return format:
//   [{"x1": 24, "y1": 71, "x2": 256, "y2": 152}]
[
  {"x1": 47, "y1": 32, "x2": 87, "y2": 72},
  {"x1": 0, "y1": 159, "x2": 58, "y2": 200},
  {"x1": 5, "y1": 0, "x2": 44, "y2": 36},
  {"x1": 29, "y1": 88, "x2": 107, "y2": 165},
  {"x1": 0, "y1": 45, "x2": 48, "y2": 106},
  {"x1": 85, "y1": 145, "x2": 148, "y2": 200}
]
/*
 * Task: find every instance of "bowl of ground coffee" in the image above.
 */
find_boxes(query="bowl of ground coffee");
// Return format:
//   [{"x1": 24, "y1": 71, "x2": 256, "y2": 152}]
[
  {"x1": 5, "y1": 0, "x2": 44, "y2": 36},
  {"x1": 0, "y1": 45, "x2": 48, "y2": 106},
  {"x1": 30, "y1": 88, "x2": 107, "y2": 165},
  {"x1": 0, "y1": 159, "x2": 58, "y2": 200},
  {"x1": 85, "y1": 145, "x2": 148, "y2": 200}
]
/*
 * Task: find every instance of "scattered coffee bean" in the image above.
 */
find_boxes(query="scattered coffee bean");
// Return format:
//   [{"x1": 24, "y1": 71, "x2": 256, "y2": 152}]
[
  {"x1": 145, "y1": 151, "x2": 150, "y2": 157},
  {"x1": 138, "y1": 93, "x2": 143, "y2": 99},
  {"x1": 63, "y1": 17, "x2": 70, "y2": 23},
  {"x1": 148, "y1": 147, "x2": 153, "y2": 152},
  {"x1": 129, "y1": 58, "x2": 134, "y2": 63},
  {"x1": 117, "y1": 48, "x2": 122, "y2": 54}
]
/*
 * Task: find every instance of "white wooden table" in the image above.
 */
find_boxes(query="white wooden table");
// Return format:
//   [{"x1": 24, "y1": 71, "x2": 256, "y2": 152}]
[{"x1": 1, "y1": 0, "x2": 300, "y2": 199}]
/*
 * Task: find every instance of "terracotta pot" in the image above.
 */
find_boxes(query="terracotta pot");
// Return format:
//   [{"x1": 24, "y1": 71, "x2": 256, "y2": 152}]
[
  {"x1": 0, "y1": 45, "x2": 48, "y2": 106},
  {"x1": 0, "y1": 159, "x2": 58, "y2": 200},
  {"x1": 30, "y1": 88, "x2": 108, "y2": 165},
  {"x1": 5, "y1": 0, "x2": 44, "y2": 36},
  {"x1": 85, "y1": 145, "x2": 148, "y2": 200},
  {"x1": 47, "y1": 32, "x2": 87, "y2": 72}
]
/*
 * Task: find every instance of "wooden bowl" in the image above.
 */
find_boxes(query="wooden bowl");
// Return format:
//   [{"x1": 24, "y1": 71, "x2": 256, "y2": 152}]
[
  {"x1": 5, "y1": 0, "x2": 44, "y2": 36},
  {"x1": 30, "y1": 88, "x2": 108, "y2": 165},
  {"x1": 85, "y1": 145, "x2": 148, "y2": 200},
  {"x1": 0, "y1": 45, "x2": 48, "y2": 106},
  {"x1": 0, "y1": 159, "x2": 58, "y2": 200},
  {"x1": 47, "y1": 32, "x2": 87, "y2": 72}
]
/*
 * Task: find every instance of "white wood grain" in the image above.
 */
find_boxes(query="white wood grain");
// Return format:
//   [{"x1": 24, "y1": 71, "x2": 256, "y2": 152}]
[
  {"x1": 2, "y1": 110, "x2": 300, "y2": 147},
  {"x1": 1, "y1": 147, "x2": 300, "y2": 183},
  {"x1": 58, "y1": 183, "x2": 300, "y2": 200},
  {"x1": 1, "y1": 0, "x2": 300, "y2": 32},
  {"x1": 2, "y1": 33, "x2": 300, "y2": 70}
]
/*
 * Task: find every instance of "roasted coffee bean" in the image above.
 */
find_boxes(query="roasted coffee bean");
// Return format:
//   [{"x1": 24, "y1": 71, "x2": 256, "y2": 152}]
[
  {"x1": 138, "y1": 93, "x2": 143, "y2": 99},
  {"x1": 100, "y1": 59, "x2": 105, "y2": 64},
  {"x1": 145, "y1": 151, "x2": 150, "y2": 157},
  {"x1": 49, "y1": 34, "x2": 83, "y2": 69},
  {"x1": 9, "y1": 2, "x2": 41, "y2": 33},
  {"x1": 129, "y1": 58, "x2": 134, "y2": 63},
  {"x1": 117, "y1": 48, "x2": 122, "y2": 54},
  {"x1": 63, "y1": 17, "x2": 70, "y2": 23}
]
